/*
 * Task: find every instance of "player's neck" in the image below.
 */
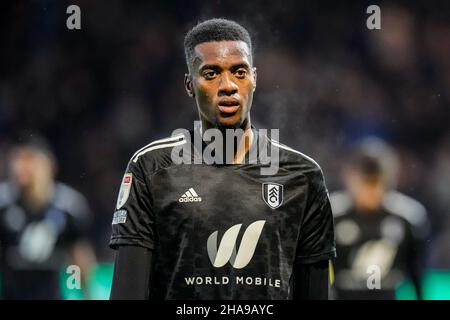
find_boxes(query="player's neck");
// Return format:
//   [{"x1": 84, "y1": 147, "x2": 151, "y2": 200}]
[
  {"x1": 20, "y1": 181, "x2": 54, "y2": 213},
  {"x1": 200, "y1": 119, "x2": 253, "y2": 164},
  {"x1": 233, "y1": 125, "x2": 253, "y2": 164},
  {"x1": 354, "y1": 203, "x2": 382, "y2": 215}
]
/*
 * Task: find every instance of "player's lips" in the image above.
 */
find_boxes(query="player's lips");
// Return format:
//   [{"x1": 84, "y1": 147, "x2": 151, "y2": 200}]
[{"x1": 218, "y1": 98, "x2": 240, "y2": 113}]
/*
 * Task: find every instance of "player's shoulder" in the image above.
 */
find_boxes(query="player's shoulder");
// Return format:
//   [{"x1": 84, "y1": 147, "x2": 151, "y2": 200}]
[
  {"x1": 266, "y1": 138, "x2": 330, "y2": 199},
  {"x1": 0, "y1": 181, "x2": 17, "y2": 210},
  {"x1": 329, "y1": 190, "x2": 353, "y2": 219},
  {"x1": 382, "y1": 190, "x2": 428, "y2": 228},
  {"x1": 52, "y1": 182, "x2": 90, "y2": 221},
  {"x1": 268, "y1": 138, "x2": 324, "y2": 178},
  {"x1": 128, "y1": 133, "x2": 188, "y2": 171}
]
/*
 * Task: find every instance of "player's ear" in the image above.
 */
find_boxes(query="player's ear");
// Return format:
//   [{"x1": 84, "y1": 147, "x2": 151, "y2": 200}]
[
  {"x1": 184, "y1": 73, "x2": 195, "y2": 98},
  {"x1": 252, "y1": 67, "x2": 257, "y2": 92}
]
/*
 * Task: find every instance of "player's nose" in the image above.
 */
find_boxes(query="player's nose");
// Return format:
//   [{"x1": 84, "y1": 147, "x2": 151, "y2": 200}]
[{"x1": 218, "y1": 72, "x2": 238, "y2": 96}]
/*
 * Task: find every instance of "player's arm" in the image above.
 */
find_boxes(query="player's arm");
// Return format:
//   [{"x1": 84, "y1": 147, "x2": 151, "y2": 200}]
[
  {"x1": 109, "y1": 158, "x2": 155, "y2": 300},
  {"x1": 294, "y1": 167, "x2": 336, "y2": 299},
  {"x1": 64, "y1": 193, "x2": 97, "y2": 299},
  {"x1": 406, "y1": 223, "x2": 427, "y2": 300},
  {"x1": 110, "y1": 246, "x2": 152, "y2": 299},
  {"x1": 293, "y1": 260, "x2": 329, "y2": 299},
  {"x1": 71, "y1": 240, "x2": 96, "y2": 298}
]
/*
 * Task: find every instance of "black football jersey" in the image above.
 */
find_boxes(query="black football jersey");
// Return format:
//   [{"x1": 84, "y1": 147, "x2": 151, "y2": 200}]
[
  {"x1": 0, "y1": 182, "x2": 90, "y2": 299},
  {"x1": 109, "y1": 128, "x2": 336, "y2": 299},
  {"x1": 330, "y1": 190, "x2": 428, "y2": 300}
]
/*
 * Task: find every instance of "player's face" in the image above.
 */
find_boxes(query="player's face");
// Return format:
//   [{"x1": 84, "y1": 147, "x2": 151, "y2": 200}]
[
  {"x1": 344, "y1": 169, "x2": 384, "y2": 211},
  {"x1": 185, "y1": 40, "x2": 257, "y2": 129},
  {"x1": 9, "y1": 148, "x2": 54, "y2": 190}
]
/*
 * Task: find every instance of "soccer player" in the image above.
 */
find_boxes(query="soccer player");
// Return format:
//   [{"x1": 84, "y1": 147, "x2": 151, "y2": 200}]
[
  {"x1": 330, "y1": 139, "x2": 428, "y2": 299},
  {"x1": 109, "y1": 18, "x2": 335, "y2": 300},
  {"x1": 0, "y1": 135, "x2": 96, "y2": 299}
]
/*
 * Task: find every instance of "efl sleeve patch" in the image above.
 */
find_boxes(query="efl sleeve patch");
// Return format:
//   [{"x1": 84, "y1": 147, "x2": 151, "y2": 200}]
[
  {"x1": 112, "y1": 210, "x2": 127, "y2": 225},
  {"x1": 116, "y1": 173, "x2": 132, "y2": 210},
  {"x1": 109, "y1": 165, "x2": 154, "y2": 250}
]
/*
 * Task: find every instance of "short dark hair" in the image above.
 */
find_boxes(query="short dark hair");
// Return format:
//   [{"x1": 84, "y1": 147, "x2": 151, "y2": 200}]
[
  {"x1": 184, "y1": 18, "x2": 253, "y2": 69},
  {"x1": 346, "y1": 148, "x2": 386, "y2": 186},
  {"x1": 10, "y1": 133, "x2": 56, "y2": 164},
  {"x1": 348, "y1": 151, "x2": 383, "y2": 178}
]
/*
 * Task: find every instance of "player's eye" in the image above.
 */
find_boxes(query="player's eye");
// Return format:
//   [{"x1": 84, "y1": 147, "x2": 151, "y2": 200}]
[
  {"x1": 202, "y1": 70, "x2": 217, "y2": 80},
  {"x1": 235, "y1": 69, "x2": 247, "y2": 78}
]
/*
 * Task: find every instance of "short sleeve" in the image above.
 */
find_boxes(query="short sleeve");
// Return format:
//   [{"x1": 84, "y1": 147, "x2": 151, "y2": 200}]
[
  {"x1": 109, "y1": 159, "x2": 154, "y2": 250},
  {"x1": 296, "y1": 169, "x2": 336, "y2": 264}
]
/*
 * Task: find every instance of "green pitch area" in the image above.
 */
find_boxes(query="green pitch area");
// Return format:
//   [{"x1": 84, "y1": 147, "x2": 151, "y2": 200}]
[{"x1": 2, "y1": 265, "x2": 450, "y2": 300}]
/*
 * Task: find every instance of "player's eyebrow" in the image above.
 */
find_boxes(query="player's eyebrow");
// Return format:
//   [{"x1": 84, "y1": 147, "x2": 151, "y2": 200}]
[
  {"x1": 199, "y1": 62, "x2": 251, "y2": 73},
  {"x1": 230, "y1": 63, "x2": 250, "y2": 71},
  {"x1": 199, "y1": 64, "x2": 223, "y2": 72}
]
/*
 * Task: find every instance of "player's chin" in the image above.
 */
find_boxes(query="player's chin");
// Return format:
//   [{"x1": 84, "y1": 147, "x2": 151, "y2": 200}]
[
  {"x1": 216, "y1": 113, "x2": 243, "y2": 129},
  {"x1": 215, "y1": 107, "x2": 246, "y2": 127}
]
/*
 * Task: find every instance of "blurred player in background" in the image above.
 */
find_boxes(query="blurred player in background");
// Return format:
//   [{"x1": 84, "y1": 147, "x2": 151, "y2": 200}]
[
  {"x1": 330, "y1": 138, "x2": 429, "y2": 299},
  {"x1": 427, "y1": 133, "x2": 450, "y2": 269},
  {"x1": 0, "y1": 135, "x2": 96, "y2": 299}
]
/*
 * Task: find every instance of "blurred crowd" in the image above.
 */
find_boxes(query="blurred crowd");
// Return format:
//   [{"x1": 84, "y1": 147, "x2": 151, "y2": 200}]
[{"x1": 0, "y1": 0, "x2": 449, "y2": 274}]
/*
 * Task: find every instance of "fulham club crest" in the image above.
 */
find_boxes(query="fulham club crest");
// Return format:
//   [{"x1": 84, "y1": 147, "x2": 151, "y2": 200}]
[{"x1": 262, "y1": 183, "x2": 283, "y2": 209}]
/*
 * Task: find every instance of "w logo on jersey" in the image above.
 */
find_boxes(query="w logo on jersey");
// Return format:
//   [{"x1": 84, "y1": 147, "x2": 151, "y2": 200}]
[
  {"x1": 207, "y1": 220, "x2": 266, "y2": 269},
  {"x1": 262, "y1": 183, "x2": 283, "y2": 209}
]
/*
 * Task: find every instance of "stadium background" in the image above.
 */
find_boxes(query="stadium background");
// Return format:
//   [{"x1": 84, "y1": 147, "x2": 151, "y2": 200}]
[{"x1": 0, "y1": 0, "x2": 450, "y2": 299}]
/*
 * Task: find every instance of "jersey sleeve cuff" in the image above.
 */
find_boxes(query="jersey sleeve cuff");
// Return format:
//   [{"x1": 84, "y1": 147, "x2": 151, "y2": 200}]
[
  {"x1": 296, "y1": 249, "x2": 336, "y2": 264},
  {"x1": 109, "y1": 236, "x2": 154, "y2": 250}
]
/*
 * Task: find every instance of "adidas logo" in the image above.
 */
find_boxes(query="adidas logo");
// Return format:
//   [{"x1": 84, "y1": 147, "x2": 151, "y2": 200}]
[{"x1": 179, "y1": 188, "x2": 202, "y2": 203}]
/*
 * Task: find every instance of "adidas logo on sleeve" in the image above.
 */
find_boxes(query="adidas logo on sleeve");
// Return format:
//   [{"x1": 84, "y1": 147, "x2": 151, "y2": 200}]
[{"x1": 179, "y1": 188, "x2": 202, "y2": 203}]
